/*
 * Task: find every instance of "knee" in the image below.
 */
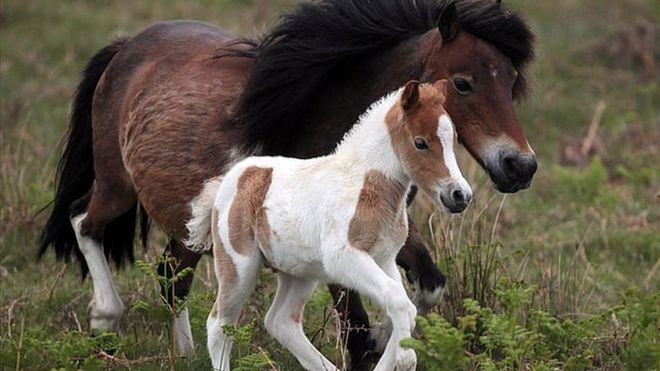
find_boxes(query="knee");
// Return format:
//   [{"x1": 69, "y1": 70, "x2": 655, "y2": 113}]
[
  {"x1": 264, "y1": 314, "x2": 283, "y2": 340},
  {"x1": 264, "y1": 308, "x2": 279, "y2": 337},
  {"x1": 264, "y1": 310, "x2": 298, "y2": 341},
  {"x1": 384, "y1": 288, "x2": 413, "y2": 315}
]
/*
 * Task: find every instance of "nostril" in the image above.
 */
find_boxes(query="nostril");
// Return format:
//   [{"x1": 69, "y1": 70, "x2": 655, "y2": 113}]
[
  {"x1": 452, "y1": 189, "x2": 465, "y2": 203},
  {"x1": 502, "y1": 154, "x2": 521, "y2": 177}
]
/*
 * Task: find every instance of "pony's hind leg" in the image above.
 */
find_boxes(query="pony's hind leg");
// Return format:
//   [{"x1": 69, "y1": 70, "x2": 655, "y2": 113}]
[
  {"x1": 265, "y1": 274, "x2": 335, "y2": 371},
  {"x1": 71, "y1": 184, "x2": 137, "y2": 332},
  {"x1": 157, "y1": 238, "x2": 202, "y2": 356}
]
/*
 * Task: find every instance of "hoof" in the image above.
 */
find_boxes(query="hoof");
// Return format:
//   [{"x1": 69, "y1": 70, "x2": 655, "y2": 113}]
[{"x1": 89, "y1": 299, "x2": 124, "y2": 333}]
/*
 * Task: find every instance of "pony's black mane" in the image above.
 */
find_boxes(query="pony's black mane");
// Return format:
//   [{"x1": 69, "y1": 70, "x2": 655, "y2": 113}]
[{"x1": 225, "y1": 0, "x2": 534, "y2": 154}]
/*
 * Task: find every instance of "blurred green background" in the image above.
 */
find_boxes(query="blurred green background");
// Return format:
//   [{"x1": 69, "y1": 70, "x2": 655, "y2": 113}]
[{"x1": 1, "y1": 0, "x2": 658, "y2": 369}]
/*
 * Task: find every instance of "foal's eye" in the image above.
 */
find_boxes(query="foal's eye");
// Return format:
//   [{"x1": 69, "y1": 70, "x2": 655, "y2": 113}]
[
  {"x1": 453, "y1": 78, "x2": 473, "y2": 95},
  {"x1": 414, "y1": 137, "x2": 429, "y2": 150}
]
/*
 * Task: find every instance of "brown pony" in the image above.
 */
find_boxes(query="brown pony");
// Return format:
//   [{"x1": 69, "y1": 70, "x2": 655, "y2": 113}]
[{"x1": 38, "y1": 0, "x2": 536, "y2": 368}]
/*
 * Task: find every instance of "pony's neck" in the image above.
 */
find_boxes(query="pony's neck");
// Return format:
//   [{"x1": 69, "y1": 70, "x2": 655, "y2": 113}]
[
  {"x1": 333, "y1": 89, "x2": 409, "y2": 185},
  {"x1": 290, "y1": 32, "x2": 432, "y2": 158}
]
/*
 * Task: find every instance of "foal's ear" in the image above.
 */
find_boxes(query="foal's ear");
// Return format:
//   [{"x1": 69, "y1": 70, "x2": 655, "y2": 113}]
[
  {"x1": 401, "y1": 80, "x2": 420, "y2": 111},
  {"x1": 438, "y1": 2, "x2": 460, "y2": 44}
]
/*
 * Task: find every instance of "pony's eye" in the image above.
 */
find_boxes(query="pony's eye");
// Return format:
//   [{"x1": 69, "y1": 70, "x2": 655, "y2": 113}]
[
  {"x1": 414, "y1": 137, "x2": 429, "y2": 150},
  {"x1": 453, "y1": 78, "x2": 473, "y2": 95}
]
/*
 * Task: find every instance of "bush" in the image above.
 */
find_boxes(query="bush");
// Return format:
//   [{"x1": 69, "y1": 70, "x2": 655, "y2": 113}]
[{"x1": 404, "y1": 275, "x2": 660, "y2": 370}]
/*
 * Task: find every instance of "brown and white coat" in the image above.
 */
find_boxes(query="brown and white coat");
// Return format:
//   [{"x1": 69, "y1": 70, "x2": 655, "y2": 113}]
[{"x1": 187, "y1": 80, "x2": 472, "y2": 371}]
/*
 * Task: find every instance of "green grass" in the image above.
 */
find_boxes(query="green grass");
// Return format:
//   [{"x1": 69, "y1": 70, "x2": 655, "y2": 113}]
[{"x1": 1, "y1": 0, "x2": 658, "y2": 370}]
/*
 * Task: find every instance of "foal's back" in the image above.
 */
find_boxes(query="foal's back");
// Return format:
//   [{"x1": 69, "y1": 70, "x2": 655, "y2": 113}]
[{"x1": 216, "y1": 155, "x2": 362, "y2": 277}]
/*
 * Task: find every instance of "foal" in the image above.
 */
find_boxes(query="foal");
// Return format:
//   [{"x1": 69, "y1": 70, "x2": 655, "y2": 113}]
[{"x1": 187, "y1": 80, "x2": 472, "y2": 370}]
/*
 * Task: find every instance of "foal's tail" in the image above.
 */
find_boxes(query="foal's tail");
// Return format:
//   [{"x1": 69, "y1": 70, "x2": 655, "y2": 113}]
[
  {"x1": 185, "y1": 177, "x2": 224, "y2": 252},
  {"x1": 38, "y1": 38, "x2": 147, "y2": 276}
]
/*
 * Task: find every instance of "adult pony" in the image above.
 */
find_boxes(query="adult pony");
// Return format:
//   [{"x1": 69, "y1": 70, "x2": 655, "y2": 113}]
[{"x1": 38, "y1": 0, "x2": 536, "y2": 368}]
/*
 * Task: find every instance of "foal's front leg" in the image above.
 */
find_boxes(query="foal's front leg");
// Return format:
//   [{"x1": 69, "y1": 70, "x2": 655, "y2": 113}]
[
  {"x1": 370, "y1": 259, "x2": 419, "y2": 356},
  {"x1": 325, "y1": 247, "x2": 417, "y2": 371}
]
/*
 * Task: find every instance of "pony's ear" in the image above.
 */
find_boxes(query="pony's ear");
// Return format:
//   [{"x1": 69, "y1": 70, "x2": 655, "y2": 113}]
[
  {"x1": 433, "y1": 79, "x2": 449, "y2": 98},
  {"x1": 495, "y1": 0, "x2": 502, "y2": 8},
  {"x1": 401, "y1": 80, "x2": 420, "y2": 111},
  {"x1": 438, "y1": 3, "x2": 460, "y2": 44}
]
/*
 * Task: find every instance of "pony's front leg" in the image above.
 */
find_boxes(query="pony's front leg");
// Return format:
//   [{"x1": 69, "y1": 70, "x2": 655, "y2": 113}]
[
  {"x1": 325, "y1": 247, "x2": 416, "y2": 371},
  {"x1": 157, "y1": 238, "x2": 203, "y2": 356},
  {"x1": 396, "y1": 217, "x2": 446, "y2": 313},
  {"x1": 71, "y1": 213, "x2": 124, "y2": 332}
]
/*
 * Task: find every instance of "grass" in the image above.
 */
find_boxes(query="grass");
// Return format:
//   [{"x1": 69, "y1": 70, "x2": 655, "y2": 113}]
[{"x1": 1, "y1": 0, "x2": 658, "y2": 370}]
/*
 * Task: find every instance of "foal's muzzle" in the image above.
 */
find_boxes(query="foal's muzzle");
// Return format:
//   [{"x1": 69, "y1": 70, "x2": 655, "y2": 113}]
[
  {"x1": 486, "y1": 149, "x2": 538, "y2": 193},
  {"x1": 440, "y1": 182, "x2": 472, "y2": 213}
]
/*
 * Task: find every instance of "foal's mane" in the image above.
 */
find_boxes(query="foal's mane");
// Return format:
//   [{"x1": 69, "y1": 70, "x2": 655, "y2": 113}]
[{"x1": 223, "y1": 0, "x2": 534, "y2": 153}]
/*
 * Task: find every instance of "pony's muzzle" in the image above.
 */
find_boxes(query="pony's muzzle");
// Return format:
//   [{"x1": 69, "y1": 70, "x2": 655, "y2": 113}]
[
  {"x1": 488, "y1": 150, "x2": 538, "y2": 193},
  {"x1": 502, "y1": 152, "x2": 537, "y2": 187}
]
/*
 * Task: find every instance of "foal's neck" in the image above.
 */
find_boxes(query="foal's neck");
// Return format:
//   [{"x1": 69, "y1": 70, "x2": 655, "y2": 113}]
[{"x1": 333, "y1": 91, "x2": 409, "y2": 186}]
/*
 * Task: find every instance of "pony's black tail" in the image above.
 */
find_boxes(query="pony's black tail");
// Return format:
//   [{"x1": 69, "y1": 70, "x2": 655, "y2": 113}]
[{"x1": 38, "y1": 38, "x2": 150, "y2": 277}]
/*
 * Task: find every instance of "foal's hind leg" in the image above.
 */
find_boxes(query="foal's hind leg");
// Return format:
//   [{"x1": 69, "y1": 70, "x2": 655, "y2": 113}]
[
  {"x1": 157, "y1": 238, "x2": 203, "y2": 356},
  {"x1": 265, "y1": 274, "x2": 335, "y2": 370},
  {"x1": 71, "y1": 183, "x2": 136, "y2": 332},
  {"x1": 207, "y1": 240, "x2": 262, "y2": 370}
]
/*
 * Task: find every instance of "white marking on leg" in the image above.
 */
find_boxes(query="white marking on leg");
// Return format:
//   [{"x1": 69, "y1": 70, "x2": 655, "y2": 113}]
[
  {"x1": 412, "y1": 280, "x2": 444, "y2": 315},
  {"x1": 207, "y1": 312, "x2": 233, "y2": 371},
  {"x1": 71, "y1": 213, "x2": 124, "y2": 332},
  {"x1": 173, "y1": 307, "x2": 195, "y2": 356}
]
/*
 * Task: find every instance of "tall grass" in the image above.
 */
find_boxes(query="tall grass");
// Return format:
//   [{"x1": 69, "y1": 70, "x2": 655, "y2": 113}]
[{"x1": 1, "y1": 0, "x2": 658, "y2": 369}]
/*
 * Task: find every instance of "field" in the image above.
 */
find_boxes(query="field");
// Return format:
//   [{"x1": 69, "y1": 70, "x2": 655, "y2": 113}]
[{"x1": 1, "y1": 0, "x2": 659, "y2": 370}]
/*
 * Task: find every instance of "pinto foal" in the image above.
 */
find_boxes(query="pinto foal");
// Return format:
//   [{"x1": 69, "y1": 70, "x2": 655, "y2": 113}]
[{"x1": 187, "y1": 80, "x2": 472, "y2": 370}]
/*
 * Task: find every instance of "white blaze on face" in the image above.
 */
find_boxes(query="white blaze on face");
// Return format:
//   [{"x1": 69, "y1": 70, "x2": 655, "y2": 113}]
[
  {"x1": 489, "y1": 64, "x2": 498, "y2": 79},
  {"x1": 436, "y1": 114, "x2": 471, "y2": 193}
]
